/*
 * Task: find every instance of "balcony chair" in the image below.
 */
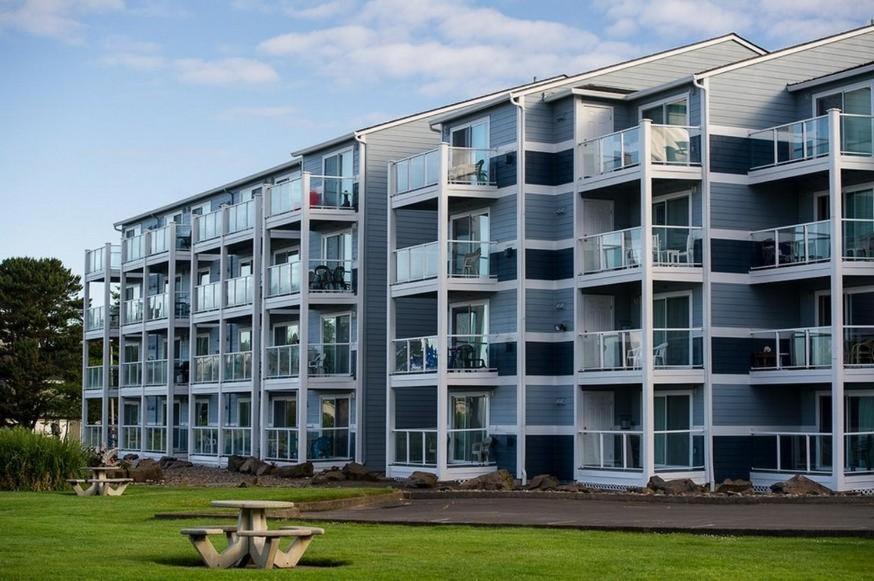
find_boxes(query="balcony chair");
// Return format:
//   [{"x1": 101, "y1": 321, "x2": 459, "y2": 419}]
[
  {"x1": 456, "y1": 343, "x2": 486, "y2": 370},
  {"x1": 461, "y1": 247, "x2": 482, "y2": 277},
  {"x1": 850, "y1": 339, "x2": 874, "y2": 365},
  {"x1": 308, "y1": 352, "x2": 324, "y2": 376},
  {"x1": 671, "y1": 232, "x2": 696, "y2": 265},
  {"x1": 425, "y1": 345, "x2": 438, "y2": 371},
  {"x1": 653, "y1": 342, "x2": 669, "y2": 366},
  {"x1": 472, "y1": 436, "x2": 493, "y2": 464},
  {"x1": 310, "y1": 265, "x2": 332, "y2": 290},
  {"x1": 448, "y1": 158, "x2": 486, "y2": 185},
  {"x1": 331, "y1": 265, "x2": 349, "y2": 291}
]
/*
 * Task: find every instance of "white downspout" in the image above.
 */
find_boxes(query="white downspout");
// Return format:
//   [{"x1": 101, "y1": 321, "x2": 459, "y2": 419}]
[
  {"x1": 510, "y1": 93, "x2": 527, "y2": 485},
  {"x1": 353, "y1": 130, "x2": 367, "y2": 466}
]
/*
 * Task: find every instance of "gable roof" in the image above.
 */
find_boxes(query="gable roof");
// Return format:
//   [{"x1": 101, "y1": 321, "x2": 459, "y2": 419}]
[{"x1": 787, "y1": 60, "x2": 874, "y2": 92}]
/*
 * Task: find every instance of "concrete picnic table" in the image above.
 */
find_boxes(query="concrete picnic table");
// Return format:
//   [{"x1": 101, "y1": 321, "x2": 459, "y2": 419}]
[
  {"x1": 67, "y1": 466, "x2": 132, "y2": 497},
  {"x1": 181, "y1": 500, "x2": 324, "y2": 569}
]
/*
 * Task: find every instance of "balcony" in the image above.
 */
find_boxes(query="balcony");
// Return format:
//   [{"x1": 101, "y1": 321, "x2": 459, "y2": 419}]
[
  {"x1": 579, "y1": 124, "x2": 701, "y2": 179},
  {"x1": 579, "y1": 430, "x2": 642, "y2": 471},
  {"x1": 147, "y1": 224, "x2": 191, "y2": 257},
  {"x1": 845, "y1": 326, "x2": 874, "y2": 366},
  {"x1": 751, "y1": 432, "x2": 832, "y2": 475},
  {"x1": 448, "y1": 241, "x2": 496, "y2": 279},
  {"x1": 192, "y1": 426, "x2": 219, "y2": 456},
  {"x1": 448, "y1": 335, "x2": 493, "y2": 372},
  {"x1": 85, "y1": 245, "x2": 121, "y2": 275},
  {"x1": 392, "y1": 240, "x2": 497, "y2": 287},
  {"x1": 121, "y1": 362, "x2": 141, "y2": 387},
  {"x1": 143, "y1": 426, "x2": 166, "y2": 453},
  {"x1": 195, "y1": 209, "x2": 222, "y2": 243},
  {"x1": 308, "y1": 175, "x2": 358, "y2": 210},
  {"x1": 146, "y1": 294, "x2": 168, "y2": 321},
  {"x1": 194, "y1": 282, "x2": 220, "y2": 313},
  {"x1": 192, "y1": 354, "x2": 220, "y2": 384},
  {"x1": 393, "y1": 149, "x2": 440, "y2": 195},
  {"x1": 750, "y1": 327, "x2": 831, "y2": 371},
  {"x1": 123, "y1": 234, "x2": 145, "y2": 263},
  {"x1": 392, "y1": 429, "x2": 438, "y2": 466},
  {"x1": 267, "y1": 261, "x2": 301, "y2": 297},
  {"x1": 265, "y1": 428, "x2": 299, "y2": 462},
  {"x1": 225, "y1": 275, "x2": 254, "y2": 307},
  {"x1": 124, "y1": 299, "x2": 143, "y2": 324},
  {"x1": 308, "y1": 343, "x2": 354, "y2": 376},
  {"x1": 143, "y1": 360, "x2": 167, "y2": 386},
  {"x1": 223, "y1": 427, "x2": 252, "y2": 456},
  {"x1": 84, "y1": 365, "x2": 118, "y2": 390},
  {"x1": 267, "y1": 177, "x2": 303, "y2": 217},
  {"x1": 192, "y1": 199, "x2": 256, "y2": 244},
  {"x1": 448, "y1": 428, "x2": 494, "y2": 466},
  {"x1": 120, "y1": 425, "x2": 141, "y2": 451},
  {"x1": 85, "y1": 306, "x2": 118, "y2": 332},
  {"x1": 579, "y1": 330, "x2": 642, "y2": 371},
  {"x1": 844, "y1": 219, "x2": 874, "y2": 260},
  {"x1": 580, "y1": 226, "x2": 702, "y2": 278},
  {"x1": 392, "y1": 336, "x2": 438, "y2": 374},
  {"x1": 394, "y1": 242, "x2": 439, "y2": 284},
  {"x1": 389, "y1": 145, "x2": 503, "y2": 201},
  {"x1": 751, "y1": 220, "x2": 830, "y2": 270},
  {"x1": 308, "y1": 427, "x2": 354, "y2": 461},
  {"x1": 308, "y1": 259, "x2": 354, "y2": 293},
  {"x1": 265, "y1": 344, "x2": 300, "y2": 379},
  {"x1": 223, "y1": 351, "x2": 252, "y2": 382},
  {"x1": 227, "y1": 199, "x2": 255, "y2": 235}
]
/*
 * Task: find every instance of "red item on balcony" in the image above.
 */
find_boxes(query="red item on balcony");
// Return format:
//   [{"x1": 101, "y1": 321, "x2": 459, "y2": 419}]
[{"x1": 309, "y1": 191, "x2": 321, "y2": 207}]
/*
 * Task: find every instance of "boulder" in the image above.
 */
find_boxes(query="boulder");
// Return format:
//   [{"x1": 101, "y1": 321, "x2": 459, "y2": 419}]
[
  {"x1": 254, "y1": 461, "x2": 275, "y2": 477},
  {"x1": 227, "y1": 455, "x2": 247, "y2": 473},
  {"x1": 273, "y1": 462, "x2": 314, "y2": 479},
  {"x1": 342, "y1": 462, "x2": 379, "y2": 482},
  {"x1": 716, "y1": 478, "x2": 753, "y2": 494},
  {"x1": 526, "y1": 474, "x2": 560, "y2": 491},
  {"x1": 771, "y1": 474, "x2": 833, "y2": 496},
  {"x1": 406, "y1": 471, "x2": 438, "y2": 489},
  {"x1": 238, "y1": 457, "x2": 259, "y2": 474},
  {"x1": 647, "y1": 476, "x2": 701, "y2": 495},
  {"x1": 459, "y1": 469, "x2": 514, "y2": 491},
  {"x1": 312, "y1": 469, "x2": 346, "y2": 484},
  {"x1": 122, "y1": 453, "x2": 139, "y2": 462},
  {"x1": 555, "y1": 483, "x2": 593, "y2": 493},
  {"x1": 159, "y1": 456, "x2": 194, "y2": 470},
  {"x1": 129, "y1": 458, "x2": 164, "y2": 483}
]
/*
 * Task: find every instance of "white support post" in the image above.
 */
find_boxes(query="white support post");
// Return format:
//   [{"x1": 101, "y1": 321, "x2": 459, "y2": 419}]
[
  {"x1": 436, "y1": 143, "x2": 450, "y2": 481},
  {"x1": 259, "y1": 191, "x2": 270, "y2": 460},
  {"x1": 698, "y1": 78, "x2": 715, "y2": 489},
  {"x1": 81, "y1": 251, "x2": 90, "y2": 444},
  {"x1": 640, "y1": 119, "x2": 655, "y2": 484},
  {"x1": 354, "y1": 137, "x2": 366, "y2": 465},
  {"x1": 827, "y1": 108, "x2": 845, "y2": 492},
  {"x1": 296, "y1": 172, "x2": 312, "y2": 464},
  {"x1": 385, "y1": 175, "x2": 397, "y2": 475},
  {"x1": 188, "y1": 241, "x2": 197, "y2": 457},
  {"x1": 513, "y1": 97, "x2": 527, "y2": 483},
  {"x1": 218, "y1": 223, "x2": 228, "y2": 458},
  {"x1": 166, "y1": 224, "x2": 177, "y2": 456},
  {"x1": 251, "y1": 193, "x2": 264, "y2": 458}
]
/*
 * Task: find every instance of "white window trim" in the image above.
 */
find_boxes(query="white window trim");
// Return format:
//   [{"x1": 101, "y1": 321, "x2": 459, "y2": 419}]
[
  {"x1": 322, "y1": 146, "x2": 354, "y2": 178},
  {"x1": 652, "y1": 190, "x2": 693, "y2": 226},
  {"x1": 320, "y1": 228, "x2": 354, "y2": 262},
  {"x1": 271, "y1": 322, "x2": 300, "y2": 347},
  {"x1": 319, "y1": 394, "x2": 353, "y2": 429},
  {"x1": 638, "y1": 92, "x2": 691, "y2": 125},
  {"x1": 575, "y1": 102, "x2": 614, "y2": 146},
  {"x1": 653, "y1": 390, "x2": 699, "y2": 430},
  {"x1": 449, "y1": 299, "x2": 490, "y2": 336},
  {"x1": 652, "y1": 290, "x2": 694, "y2": 329},
  {"x1": 448, "y1": 392, "x2": 491, "y2": 431},
  {"x1": 319, "y1": 312, "x2": 352, "y2": 344},
  {"x1": 272, "y1": 246, "x2": 300, "y2": 265},
  {"x1": 811, "y1": 80, "x2": 874, "y2": 117},
  {"x1": 450, "y1": 208, "x2": 491, "y2": 241},
  {"x1": 450, "y1": 116, "x2": 491, "y2": 149}
]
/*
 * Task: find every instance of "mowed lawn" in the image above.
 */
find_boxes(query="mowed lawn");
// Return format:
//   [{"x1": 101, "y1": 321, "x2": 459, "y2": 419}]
[{"x1": 0, "y1": 487, "x2": 873, "y2": 580}]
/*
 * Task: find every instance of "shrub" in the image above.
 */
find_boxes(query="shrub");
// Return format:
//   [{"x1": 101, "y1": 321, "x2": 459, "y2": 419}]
[{"x1": 0, "y1": 427, "x2": 90, "y2": 491}]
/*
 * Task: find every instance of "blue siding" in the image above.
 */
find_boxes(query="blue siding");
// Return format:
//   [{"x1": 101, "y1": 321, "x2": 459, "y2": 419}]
[
  {"x1": 526, "y1": 385, "x2": 574, "y2": 425},
  {"x1": 526, "y1": 341, "x2": 573, "y2": 375},
  {"x1": 526, "y1": 288, "x2": 574, "y2": 333},
  {"x1": 526, "y1": 192, "x2": 574, "y2": 241},
  {"x1": 526, "y1": 248, "x2": 573, "y2": 280},
  {"x1": 526, "y1": 435, "x2": 573, "y2": 481}
]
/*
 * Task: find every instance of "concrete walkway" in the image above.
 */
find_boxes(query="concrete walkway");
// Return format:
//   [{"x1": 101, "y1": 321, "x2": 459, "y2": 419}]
[{"x1": 299, "y1": 496, "x2": 874, "y2": 536}]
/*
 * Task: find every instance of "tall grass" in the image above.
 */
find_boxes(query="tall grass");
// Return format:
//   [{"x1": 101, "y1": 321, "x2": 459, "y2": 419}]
[{"x1": 0, "y1": 427, "x2": 91, "y2": 491}]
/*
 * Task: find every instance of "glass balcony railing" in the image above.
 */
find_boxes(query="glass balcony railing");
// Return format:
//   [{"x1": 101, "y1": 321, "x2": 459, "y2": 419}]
[
  {"x1": 146, "y1": 224, "x2": 192, "y2": 256},
  {"x1": 845, "y1": 326, "x2": 874, "y2": 366},
  {"x1": 750, "y1": 115, "x2": 830, "y2": 169},
  {"x1": 447, "y1": 335, "x2": 490, "y2": 371},
  {"x1": 846, "y1": 431, "x2": 874, "y2": 473},
  {"x1": 120, "y1": 426, "x2": 141, "y2": 451},
  {"x1": 448, "y1": 240, "x2": 495, "y2": 278},
  {"x1": 192, "y1": 427, "x2": 219, "y2": 456},
  {"x1": 579, "y1": 330, "x2": 642, "y2": 371},
  {"x1": 223, "y1": 351, "x2": 252, "y2": 382},
  {"x1": 650, "y1": 125, "x2": 701, "y2": 167},
  {"x1": 448, "y1": 147, "x2": 498, "y2": 186},
  {"x1": 392, "y1": 149, "x2": 440, "y2": 195},
  {"x1": 85, "y1": 245, "x2": 121, "y2": 274},
  {"x1": 843, "y1": 219, "x2": 874, "y2": 260},
  {"x1": 175, "y1": 291, "x2": 190, "y2": 318},
  {"x1": 86, "y1": 306, "x2": 105, "y2": 331},
  {"x1": 393, "y1": 429, "x2": 437, "y2": 466},
  {"x1": 192, "y1": 354, "x2": 220, "y2": 384},
  {"x1": 308, "y1": 175, "x2": 358, "y2": 210},
  {"x1": 225, "y1": 275, "x2": 253, "y2": 307},
  {"x1": 265, "y1": 428, "x2": 299, "y2": 462},
  {"x1": 653, "y1": 226, "x2": 703, "y2": 266},
  {"x1": 143, "y1": 426, "x2": 166, "y2": 453},
  {"x1": 580, "y1": 124, "x2": 701, "y2": 177},
  {"x1": 195, "y1": 282, "x2": 220, "y2": 312},
  {"x1": 121, "y1": 362, "x2": 141, "y2": 387},
  {"x1": 393, "y1": 336, "x2": 438, "y2": 374},
  {"x1": 448, "y1": 428, "x2": 493, "y2": 465},
  {"x1": 652, "y1": 328, "x2": 703, "y2": 368},
  {"x1": 752, "y1": 220, "x2": 831, "y2": 269},
  {"x1": 194, "y1": 209, "x2": 222, "y2": 243},
  {"x1": 146, "y1": 293, "x2": 168, "y2": 321},
  {"x1": 124, "y1": 234, "x2": 145, "y2": 263},
  {"x1": 223, "y1": 427, "x2": 251, "y2": 456},
  {"x1": 308, "y1": 343, "x2": 354, "y2": 376},
  {"x1": 265, "y1": 344, "x2": 300, "y2": 378},
  {"x1": 83, "y1": 425, "x2": 102, "y2": 449},
  {"x1": 579, "y1": 430, "x2": 642, "y2": 471},
  {"x1": 309, "y1": 259, "x2": 353, "y2": 292},
  {"x1": 227, "y1": 199, "x2": 255, "y2": 234},
  {"x1": 750, "y1": 327, "x2": 831, "y2": 370},
  {"x1": 124, "y1": 299, "x2": 143, "y2": 324},
  {"x1": 267, "y1": 261, "x2": 301, "y2": 297},
  {"x1": 268, "y1": 177, "x2": 303, "y2": 217},
  {"x1": 173, "y1": 426, "x2": 188, "y2": 453},
  {"x1": 84, "y1": 365, "x2": 118, "y2": 389},
  {"x1": 581, "y1": 227, "x2": 642, "y2": 274},
  {"x1": 840, "y1": 114, "x2": 873, "y2": 157},
  {"x1": 654, "y1": 429, "x2": 705, "y2": 471},
  {"x1": 394, "y1": 241, "x2": 439, "y2": 284},
  {"x1": 751, "y1": 432, "x2": 832, "y2": 474},
  {"x1": 308, "y1": 428, "x2": 354, "y2": 460},
  {"x1": 143, "y1": 359, "x2": 167, "y2": 386}
]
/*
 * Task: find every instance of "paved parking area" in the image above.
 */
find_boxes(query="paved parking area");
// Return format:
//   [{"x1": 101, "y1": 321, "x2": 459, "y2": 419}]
[{"x1": 300, "y1": 496, "x2": 874, "y2": 536}]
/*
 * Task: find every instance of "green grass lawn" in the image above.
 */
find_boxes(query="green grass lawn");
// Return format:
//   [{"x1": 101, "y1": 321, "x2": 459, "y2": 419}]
[{"x1": 0, "y1": 486, "x2": 872, "y2": 580}]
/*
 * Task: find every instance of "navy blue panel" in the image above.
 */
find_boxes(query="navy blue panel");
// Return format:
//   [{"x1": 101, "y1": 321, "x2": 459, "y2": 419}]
[
  {"x1": 526, "y1": 341, "x2": 573, "y2": 376},
  {"x1": 712, "y1": 337, "x2": 755, "y2": 374},
  {"x1": 713, "y1": 436, "x2": 753, "y2": 481},
  {"x1": 490, "y1": 250, "x2": 517, "y2": 282},
  {"x1": 492, "y1": 434, "x2": 517, "y2": 475},
  {"x1": 494, "y1": 151, "x2": 517, "y2": 188},
  {"x1": 710, "y1": 135, "x2": 750, "y2": 175},
  {"x1": 711, "y1": 239, "x2": 753, "y2": 273},
  {"x1": 524, "y1": 150, "x2": 573, "y2": 186},
  {"x1": 526, "y1": 248, "x2": 573, "y2": 280},
  {"x1": 490, "y1": 341, "x2": 517, "y2": 376},
  {"x1": 525, "y1": 435, "x2": 573, "y2": 481}
]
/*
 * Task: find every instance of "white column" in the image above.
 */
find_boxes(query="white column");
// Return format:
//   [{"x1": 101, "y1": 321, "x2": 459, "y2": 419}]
[
  {"x1": 296, "y1": 172, "x2": 312, "y2": 464},
  {"x1": 251, "y1": 194, "x2": 263, "y2": 458},
  {"x1": 828, "y1": 108, "x2": 845, "y2": 491},
  {"x1": 81, "y1": 251, "x2": 90, "y2": 444},
  {"x1": 640, "y1": 119, "x2": 655, "y2": 482},
  {"x1": 698, "y1": 79, "x2": 715, "y2": 488},
  {"x1": 166, "y1": 224, "x2": 177, "y2": 456},
  {"x1": 436, "y1": 143, "x2": 450, "y2": 480},
  {"x1": 258, "y1": 192, "x2": 270, "y2": 460},
  {"x1": 217, "y1": 216, "x2": 228, "y2": 457},
  {"x1": 514, "y1": 97, "x2": 527, "y2": 482},
  {"x1": 354, "y1": 137, "x2": 366, "y2": 464},
  {"x1": 385, "y1": 181, "x2": 397, "y2": 474}
]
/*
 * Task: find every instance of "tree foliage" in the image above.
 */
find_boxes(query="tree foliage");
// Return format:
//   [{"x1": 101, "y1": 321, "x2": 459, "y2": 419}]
[{"x1": 0, "y1": 258, "x2": 82, "y2": 428}]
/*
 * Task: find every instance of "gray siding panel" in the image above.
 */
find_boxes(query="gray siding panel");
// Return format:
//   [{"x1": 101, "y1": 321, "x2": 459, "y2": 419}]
[
  {"x1": 526, "y1": 385, "x2": 573, "y2": 425},
  {"x1": 526, "y1": 288, "x2": 574, "y2": 333},
  {"x1": 525, "y1": 192, "x2": 573, "y2": 241}
]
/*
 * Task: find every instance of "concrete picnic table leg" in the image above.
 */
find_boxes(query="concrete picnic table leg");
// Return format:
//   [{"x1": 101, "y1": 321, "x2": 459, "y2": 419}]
[
  {"x1": 272, "y1": 535, "x2": 316, "y2": 569},
  {"x1": 234, "y1": 507, "x2": 268, "y2": 567},
  {"x1": 187, "y1": 533, "x2": 247, "y2": 569}
]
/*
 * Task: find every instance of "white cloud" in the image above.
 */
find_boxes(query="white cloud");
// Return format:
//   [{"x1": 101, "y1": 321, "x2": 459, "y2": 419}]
[
  {"x1": 0, "y1": 0, "x2": 124, "y2": 43},
  {"x1": 231, "y1": 0, "x2": 356, "y2": 19}
]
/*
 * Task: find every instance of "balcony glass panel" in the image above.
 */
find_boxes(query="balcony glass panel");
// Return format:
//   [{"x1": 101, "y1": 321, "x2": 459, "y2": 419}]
[
  {"x1": 654, "y1": 429, "x2": 705, "y2": 471},
  {"x1": 192, "y1": 427, "x2": 219, "y2": 456},
  {"x1": 447, "y1": 147, "x2": 497, "y2": 186},
  {"x1": 581, "y1": 228, "x2": 642, "y2": 273},
  {"x1": 86, "y1": 306, "x2": 105, "y2": 331},
  {"x1": 393, "y1": 336, "x2": 438, "y2": 374},
  {"x1": 222, "y1": 427, "x2": 251, "y2": 456},
  {"x1": 307, "y1": 428, "x2": 354, "y2": 460},
  {"x1": 124, "y1": 299, "x2": 143, "y2": 324},
  {"x1": 447, "y1": 335, "x2": 490, "y2": 371},
  {"x1": 650, "y1": 125, "x2": 700, "y2": 166},
  {"x1": 448, "y1": 240, "x2": 495, "y2": 278},
  {"x1": 752, "y1": 221, "x2": 831, "y2": 269},
  {"x1": 223, "y1": 351, "x2": 252, "y2": 382},
  {"x1": 121, "y1": 362, "x2": 141, "y2": 387},
  {"x1": 579, "y1": 430, "x2": 642, "y2": 470},
  {"x1": 581, "y1": 126, "x2": 640, "y2": 177},
  {"x1": 579, "y1": 330, "x2": 642, "y2": 371},
  {"x1": 750, "y1": 327, "x2": 832, "y2": 370},
  {"x1": 393, "y1": 429, "x2": 437, "y2": 466},
  {"x1": 192, "y1": 354, "x2": 220, "y2": 383},
  {"x1": 120, "y1": 426, "x2": 141, "y2": 451},
  {"x1": 266, "y1": 344, "x2": 300, "y2": 378},
  {"x1": 846, "y1": 432, "x2": 874, "y2": 473},
  {"x1": 843, "y1": 219, "x2": 874, "y2": 260},
  {"x1": 751, "y1": 432, "x2": 832, "y2": 473},
  {"x1": 394, "y1": 242, "x2": 439, "y2": 284},
  {"x1": 195, "y1": 282, "x2": 220, "y2": 312},
  {"x1": 841, "y1": 114, "x2": 874, "y2": 156},
  {"x1": 308, "y1": 343, "x2": 353, "y2": 376},
  {"x1": 309, "y1": 175, "x2": 357, "y2": 209},
  {"x1": 265, "y1": 428, "x2": 299, "y2": 461},
  {"x1": 195, "y1": 210, "x2": 222, "y2": 242},
  {"x1": 124, "y1": 235, "x2": 145, "y2": 262},
  {"x1": 146, "y1": 293, "x2": 168, "y2": 321},
  {"x1": 750, "y1": 115, "x2": 829, "y2": 169},
  {"x1": 652, "y1": 328, "x2": 704, "y2": 368},
  {"x1": 652, "y1": 226, "x2": 702, "y2": 266},
  {"x1": 148, "y1": 226, "x2": 169, "y2": 256},
  {"x1": 225, "y1": 275, "x2": 253, "y2": 307},
  {"x1": 143, "y1": 360, "x2": 167, "y2": 386},
  {"x1": 269, "y1": 178, "x2": 303, "y2": 216},
  {"x1": 267, "y1": 261, "x2": 301, "y2": 297},
  {"x1": 448, "y1": 428, "x2": 492, "y2": 465},
  {"x1": 845, "y1": 326, "x2": 874, "y2": 366},
  {"x1": 143, "y1": 427, "x2": 166, "y2": 453},
  {"x1": 227, "y1": 200, "x2": 255, "y2": 234},
  {"x1": 392, "y1": 149, "x2": 440, "y2": 195},
  {"x1": 84, "y1": 366, "x2": 103, "y2": 389}
]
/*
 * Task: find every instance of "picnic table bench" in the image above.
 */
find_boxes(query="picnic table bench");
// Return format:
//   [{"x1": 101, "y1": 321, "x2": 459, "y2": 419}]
[
  {"x1": 67, "y1": 467, "x2": 132, "y2": 497},
  {"x1": 181, "y1": 501, "x2": 324, "y2": 569}
]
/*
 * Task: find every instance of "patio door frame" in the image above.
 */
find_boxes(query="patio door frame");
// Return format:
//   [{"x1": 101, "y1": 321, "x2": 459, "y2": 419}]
[
  {"x1": 653, "y1": 389, "x2": 694, "y2": 469},
  {"x1": 448, "y1": 391, "x2": 490, "y2": 464}
]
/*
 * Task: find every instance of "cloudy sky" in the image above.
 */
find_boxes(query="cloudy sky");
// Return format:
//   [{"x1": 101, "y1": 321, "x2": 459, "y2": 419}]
[{"x1": 0, "y1": 0, "x2": 870, "y2": 276}]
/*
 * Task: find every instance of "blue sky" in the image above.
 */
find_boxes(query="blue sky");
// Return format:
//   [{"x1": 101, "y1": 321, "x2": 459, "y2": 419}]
[{"x1": 0, "y1": 0, "x2": 869, "y2": 277}]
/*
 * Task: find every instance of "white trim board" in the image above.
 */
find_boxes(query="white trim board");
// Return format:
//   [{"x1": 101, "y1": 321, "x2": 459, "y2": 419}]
[
  {"x1": 525, "y1": 140, "x2": 575, "y2": 154},
  {"x1": 711, "y1": 228, "x2": 751, "y2": 241},
  {"x1": 525, "y1": 239, "x2": 574, "y2": 251}
]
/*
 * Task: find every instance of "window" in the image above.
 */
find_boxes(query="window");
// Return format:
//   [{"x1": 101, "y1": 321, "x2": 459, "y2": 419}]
[
  {"x1": 194, "y1": 395, "x2": 217, "y2": 427},
  {"x1": 641, "y1": 96, "x2": 688, "y2": 126},
  {"x1": 652, "y1": 195, "x2": 690, "y2": 227},
  {"x1": 450, "y1": 118, "x2": 489, "y2": 149},
  {"x1": 273, "y1": 249, "x2": 298, "y2": 266},
  {"x1": 322, "y1": 149, "x2": 354, "y2": 207},
  {"x1": 273, "y1": 324, "x2": 299, "y2": 346},
  {"x1": 197, "y1": 268, "x2": 211, "y2": 286},
  {"x1": 195, "y1": 333, "x2": 210, "y2": 356},
  {"x1": 144, "y1": 396, "x2": 166, "y2": 426},
  {"x1": 654, "y1": 393, "x2": 693, "y2": 467},
  {"x1": 322, "y1": 231, "x2": 352, "y2": 264},
  {"x1": 815, "y1": 86, "x2": 871, "y2": 116},
  {"x1": 123, "y1": 400, "x2": 140, "y2": 425},
  {"x1": 449, "y1": 118, "x2": 490, "y2": 185},
  {"x1": 271, "y1": 397, "x2": 297, "y2": 428},
  {"x1": 321, "y1": 314, "x2": 351, "y2": 344},
  {"x1": 815, "y1": 85, "x2": 873, "y2": 154},
  {"x1": 450, "y1": 212, "x2": 489, "y2": 276},
  {"x1": 224, "y1": 394, "x2": 251, "y2": 428}
]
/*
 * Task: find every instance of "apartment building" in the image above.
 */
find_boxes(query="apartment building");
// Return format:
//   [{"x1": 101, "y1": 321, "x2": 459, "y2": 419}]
[{"x1": 83, "y1": 25, "x2": 874, "y2": 491}]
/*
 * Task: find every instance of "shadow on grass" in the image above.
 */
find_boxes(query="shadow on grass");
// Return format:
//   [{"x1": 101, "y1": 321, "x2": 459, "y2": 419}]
[{"x1": 153, "y1": 556, "x2": 350, "y2": 569}]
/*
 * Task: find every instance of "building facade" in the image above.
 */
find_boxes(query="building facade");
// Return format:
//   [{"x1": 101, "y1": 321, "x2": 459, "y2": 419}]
[{"x1": 83, "y1": 25, "x2": 874, "y2": 491}]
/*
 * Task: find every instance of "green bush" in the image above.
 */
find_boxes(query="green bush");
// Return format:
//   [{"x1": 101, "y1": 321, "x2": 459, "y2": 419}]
[{"x1": 0, "y1": 427, "x2": 91, "y2": 491}]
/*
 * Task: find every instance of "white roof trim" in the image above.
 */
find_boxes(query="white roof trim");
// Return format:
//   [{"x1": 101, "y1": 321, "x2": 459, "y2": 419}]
[
  {"x1": 511, "y1": 34, "x2": 764, "y2": 98},
  {"x1": 696, "y1": 25, "x2": 874, "y2": 79},
  {"x1": 787, "y1": 62, "x2": 874, "y2": 92}
]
